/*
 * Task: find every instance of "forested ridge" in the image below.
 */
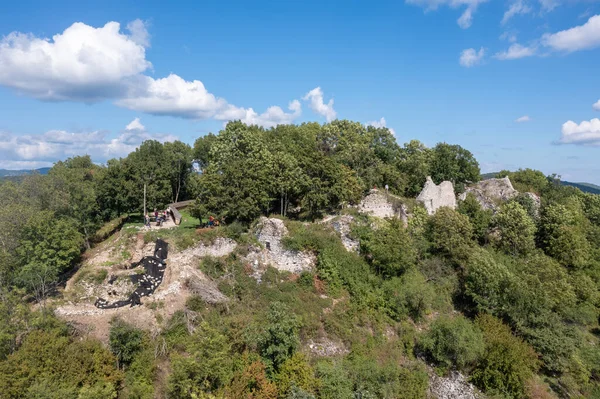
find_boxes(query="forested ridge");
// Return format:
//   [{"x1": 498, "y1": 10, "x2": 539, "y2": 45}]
[{"x1": 0, "y1": 120, "x2": 599, "y2": 399}]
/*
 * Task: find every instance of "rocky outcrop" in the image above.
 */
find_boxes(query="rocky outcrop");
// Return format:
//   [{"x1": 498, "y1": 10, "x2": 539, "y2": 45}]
[
  {"x1": 358, "y1": 189, "x2": 408, "y2": 222},
  {"x1": 459, "y1": 177, "x2": 517, "y2": 211},
  {"x1": 417, "y1": 177, "x2": 457, "y2": 215},
  {"x1": 245, "y1": 217, "x2": 315, "y2": 274},
  {"x1": 428, "y1": 370, "x2": 483, "y2": 399},
  {"x1": 330, "y1": 215, "x2": 359, "y2": 252}
]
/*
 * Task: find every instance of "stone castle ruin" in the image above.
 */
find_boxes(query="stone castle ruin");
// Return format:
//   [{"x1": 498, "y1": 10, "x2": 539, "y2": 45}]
[
  {"x1": 358, "y1": 189, "x2": 408, "y2": 222},
  {"x1": 95, "y1": 239, "x2": 168, "y2": 309},
  {"x1": 416, "y1": 176, "x2": 457, "y2": 215},
  {"x1": 458, "y1": 177, "x2": 517, "y2": 211}
]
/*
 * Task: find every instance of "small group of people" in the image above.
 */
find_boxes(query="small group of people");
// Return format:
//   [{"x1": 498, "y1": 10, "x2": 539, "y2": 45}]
[
  {"x1": 207, "y1": 215, "x2": 220, "y2": 227},
  {"x1": 144, "y1": 208, "x2": 171, "y2": 228}
]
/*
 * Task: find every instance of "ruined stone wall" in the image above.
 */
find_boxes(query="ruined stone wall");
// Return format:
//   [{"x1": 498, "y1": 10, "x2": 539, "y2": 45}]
[{"x1": 416, "y1": 177, "x2": 457, "y2": 215}]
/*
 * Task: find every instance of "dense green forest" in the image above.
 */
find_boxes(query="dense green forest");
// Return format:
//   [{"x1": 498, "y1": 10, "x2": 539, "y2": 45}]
[{"x1": 0, "y1": 120, "x2": 599, "y2": 398}]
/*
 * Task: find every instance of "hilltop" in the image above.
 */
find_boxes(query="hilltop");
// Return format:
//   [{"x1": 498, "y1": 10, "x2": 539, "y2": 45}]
[{"x1": 0, "y1": 120, "x2": 599, "y2": 399}]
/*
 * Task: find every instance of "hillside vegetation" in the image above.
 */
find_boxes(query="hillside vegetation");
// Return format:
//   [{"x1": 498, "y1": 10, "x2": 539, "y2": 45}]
[{"x1": 0, "y1": 120, "x2": 599, "y2": 399}]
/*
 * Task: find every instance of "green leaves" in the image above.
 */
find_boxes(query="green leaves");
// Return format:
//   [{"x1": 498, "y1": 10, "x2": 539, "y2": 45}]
[
  {"x1": 259, "y1": 302, "x2": 300, "y2": 372},
  {"x1": 492, "y1": 201, "x2": 536, "y2": 256}
]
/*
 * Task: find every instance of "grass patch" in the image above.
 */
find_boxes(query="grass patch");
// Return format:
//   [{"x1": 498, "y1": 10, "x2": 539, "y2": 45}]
[{"x1": 93, "y1": 214, "x2": 129, "y2": 243}]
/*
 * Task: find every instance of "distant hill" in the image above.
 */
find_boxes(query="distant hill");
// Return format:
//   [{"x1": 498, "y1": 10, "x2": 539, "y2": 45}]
[
  {"x1": 481, "y1": 172, "x2": 600, "y2": 195},
  {"x1": 0, "y1": 167, "x2": 51, "y2": 177}
]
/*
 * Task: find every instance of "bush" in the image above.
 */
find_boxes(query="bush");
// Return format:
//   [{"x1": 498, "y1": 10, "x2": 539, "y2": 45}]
[
  {"x1": 109, "y1": 319, "x2": 144, "y2": 367},
  {"x1": 258, "y1": 302, "x2": 300, "y2": 371},
  {"x1": 363, "y1": 218, "x2": 417, "y2": 277},
  {"x1": 315, "y1": 361, "x2": 353, "y2": 399},
  {"x1": 225, "y1": 359, "x2": 278, "y2": 399},
  {"x1": 427, "y1": 207, "x2": 474, "y2": 262},
  {"x1": 382, "y1": 270, "x2": 435, "y2": 321},
  {"x1": 419, "y1": 314, "x2": 484, "y2": 370},
  {"x1": 471, "y1": 314, "x2": 539, "y2": 399},
  {"x1": 492, "y1": 201, "x2": 536, "y2": 256},
  {"x1": 275, "y1": 353, "x2": 319, "y2": 397},
  {"x1": 168, "y1": 322, "x2": 233, "y2": 397}
]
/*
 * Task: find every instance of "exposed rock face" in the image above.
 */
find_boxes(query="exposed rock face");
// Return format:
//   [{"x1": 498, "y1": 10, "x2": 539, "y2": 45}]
[
  {"x1": 358, "y1": 189, "x2": 408, "y2": 223},
  {"x1": 245, "y1": 217, "x2": 315, "y2": 274},
  {"x1": 459, "y1": 177, "x2": 517, "y2": 210},
  {"x1": 428, "y1": 371, "x2": 482, "y2": 399},
  {"x1": 330, "y1": 215, "x2": 359, "y2": 252},
  {"x1": 524, "y1": 192, "x2": 541, "y2": 216},
  {"x1": 306, "y1": 338, "x2": 349, "y2": 357},
  {"x1": 417, "y1": 177, "x2": 457, "y2": 215},
  {"x1": 359, "y1": 189, "x2": 396, "y2": 218},
  {"x1": 180, "y1": 237, "x2": 238, "y2": 258}
]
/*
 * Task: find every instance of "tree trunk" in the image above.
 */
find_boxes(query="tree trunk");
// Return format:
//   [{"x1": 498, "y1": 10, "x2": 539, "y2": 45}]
[{"x1": 83, "y1": 225, "x2": 91, "y2": 250}]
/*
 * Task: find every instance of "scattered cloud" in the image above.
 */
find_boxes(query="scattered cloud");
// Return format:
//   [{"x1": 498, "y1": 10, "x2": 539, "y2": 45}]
[
  {"x1": 539, "y1": 0, "x2": 559, "y2": 12},
  {"x1": 541, "y1": 15, "x2": 600, "y2": 52},
  {"x1": 515, "y1": 115, "x2": 531, "y2": 122},
  {"x1": 405, "y1": 0, "x2": 488, "y2": 29},
  {"x1": 495, "y1": 43, "x2": 536, "y2": 59},
  {"x1": 0, "y1": 119, "x2": 177, "y2": 168},
  {"x1": 366, "y1": 117, "x2": 396, "y2": 136},
  {"x1": 558, "y1": 118, "x2": 600, "y2": 146},
  {"x1": 0, "y1": 21, "x2": 151, "y2": 101},
  {"x1": 594, "y1": 99, "x2": 600, "y2": 111},
  {"x1": 302, "y1": 87, "x2": 336, "y2": 122},
  {"x1": 459, "y1": 47, "x2": 485, "y2": 67},
  {"x1": 125, "y1": 117, "x2": 145, "y2": 131},
  {"x1": 502, "y1": 0, "x2": 532, "y2": 25},
  {"x1": 237, "y1": 100, "x2": 302, "y2": 128},
  {"x1": 500, "y1": 31, "x2": 518, "y2": 43}
]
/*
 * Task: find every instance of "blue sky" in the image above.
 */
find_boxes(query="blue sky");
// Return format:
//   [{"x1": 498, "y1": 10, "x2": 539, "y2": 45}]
[{"x1": 1, "y1": 0, "x2": 599, "y2": 183}]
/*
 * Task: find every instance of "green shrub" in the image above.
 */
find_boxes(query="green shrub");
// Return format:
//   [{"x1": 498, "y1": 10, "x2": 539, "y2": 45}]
[
  {"x1": 427, "y1": 207, "x2": 474, "y2": 262},
  {"x1": 419, "y1": 314, "x2": 484, "y2": 370},
  {"x1": 362, "y1": 218, "x2": 417, "y2": 277},
  {"x1": 275, "y1": 353, "x2": 319, "y2": 397},
  {"x1": 382, "y1": 270, "x2": 435, "y2": 321},
  {"x1": 258, "y1": 302, "x2": 300, "y2": 372},
  {"x1": 168, "y1": 322, "x2": 233, "y2": 397},
  {"x1": 315, "y1": 361, "x2": 353, "y2": 399},
  {"x1": 109, "y1": 319, "x2": 144, "y2": 367},
  {"x1": 471, "y1": 314, "x2": 539, "y2": 399}
]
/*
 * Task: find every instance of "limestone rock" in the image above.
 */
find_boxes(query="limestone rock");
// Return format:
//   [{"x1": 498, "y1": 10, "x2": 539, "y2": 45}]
[
  {"x1": 330, "y1": 215, "x2": 359, "y2": 252},
  {"x1": 245, "y1": 217, "x2": 315, "y2": 274},
  {"x1": 428, "y1": 370, "x2": 483, "y2": 399},
  {"x1": 524, "y1": 191, "x2": 541, "y2": 216},
  {"x1": 459, "y1": 177, "x2": 517, "y2": 211},
  {"x1": 417, "y1": 177, "x2": 457, "y2": 215},
  {"x1": 358, "y1": 189, "x2": 408, "y2": 223}
]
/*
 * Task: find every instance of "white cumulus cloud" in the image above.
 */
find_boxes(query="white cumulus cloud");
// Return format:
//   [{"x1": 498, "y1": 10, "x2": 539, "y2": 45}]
[
  {"x1": 495, "y1": 43, "x2": 536, "y2": 60},
  {"x1": 541, "y1": 15, "x2": 600, "y2": 52},
  {"x1": 0, "y1": 119, "x2": 177, "y2": 168},
  {"x1": 125, "y1": 117, "x2": 145, "y2": 131},
  {"x1": 502, "y1": 0, "x2": 532, "y2": 25},
  {"x1": 117, "y1": 74, "x2": 303, "y2": 128},
  {"x1": 0, "y1": 21, "x2": 150, "y2": 101},
  {"x1": 594, "y1": 100, "x2": 600, "y2": 111},
  {"x1": 302, "y1": 87, "x2": 336, "y2": 122},
  {"x1": 0, "y1": 20, "x2": 322, "y2": 129},
  {"x1": 237, "y1": 100, "x2": 302, "y2": 128},
  {"x1": 459, "y1": 47, "x2": 485, "y2": 67},
  {"x1": 366, "y1": 117, "x2": 396, "y2": 136},
  {"x1": 515, "y1": 115, "x2": 531, "y2": 122},
  {"x1": 405, "y1": 0, "x2": 488, "y2": 29},
  {"x1": 558, "y1": 118, "x2": 600, "y2": 146}
]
